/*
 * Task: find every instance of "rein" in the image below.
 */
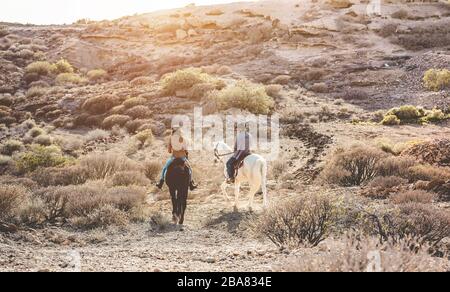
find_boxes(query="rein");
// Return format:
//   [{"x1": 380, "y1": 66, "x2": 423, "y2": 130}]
[{"x1": 214, "y1": 148, "x2": 234, "y2": 160}]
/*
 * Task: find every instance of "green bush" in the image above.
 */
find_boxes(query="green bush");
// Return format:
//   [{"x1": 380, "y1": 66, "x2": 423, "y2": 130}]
[
  {"x1": 54, "y1": 59, "x2": 74, "y2": 74},
  {"x1": 423, "y1": 69, "x2": 450, "y2": 91},
  {"x1": 382, "y1": 105, "x2": 449, "y2": 125},
  {"x1": 25, "y1": 61, "x2": 56, "y2": 76},
  {"x1": 55, "y1": 73, "x2": 87, "y2": 85},
  {"x1": 211, "y1": 80, "x2": 275, "y2": 114},
  {"x1": 14, "y1": 145, "x2": 69, "y2": 173},
  {"x1": 161, "y1": 68, "x2": 220, "y2": 95}
]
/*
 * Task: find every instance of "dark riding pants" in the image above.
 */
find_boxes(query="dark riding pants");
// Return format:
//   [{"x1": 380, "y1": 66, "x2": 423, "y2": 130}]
[{"x1": 226, "y1": 157, "x2": 237, "y2": 179}]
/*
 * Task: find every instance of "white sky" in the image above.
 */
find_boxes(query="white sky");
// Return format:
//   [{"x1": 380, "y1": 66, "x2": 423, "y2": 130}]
[{"x1": 0, "y1": 0, "x2": 256, "y2": 25}]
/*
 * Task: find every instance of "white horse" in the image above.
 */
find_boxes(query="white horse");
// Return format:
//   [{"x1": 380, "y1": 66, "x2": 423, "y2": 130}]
[{"x1": 214, "y1": 141, "x2": 268, "y2": 211}]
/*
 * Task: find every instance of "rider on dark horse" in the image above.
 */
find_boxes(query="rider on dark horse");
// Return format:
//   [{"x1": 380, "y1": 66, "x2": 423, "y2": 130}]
[
  {"x1": 156, "y1": 127, "x2": 197, "y2": 190},
  {"x1": 226, "y1": 123, "x2": 253, "y2": 184}
]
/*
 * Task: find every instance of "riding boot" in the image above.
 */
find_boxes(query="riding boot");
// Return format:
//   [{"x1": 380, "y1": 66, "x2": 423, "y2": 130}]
[
  {"x1": 156, "y1": 179, "x2": 164, "y2": 190},
  {"x1": 189, "y1": 180, "x2": 198, "y2": 191}
]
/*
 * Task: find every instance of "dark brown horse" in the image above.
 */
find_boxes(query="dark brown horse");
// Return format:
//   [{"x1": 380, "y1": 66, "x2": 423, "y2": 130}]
[{"x1": 165, "y1": 158, "x2": 190, "y2": 225}]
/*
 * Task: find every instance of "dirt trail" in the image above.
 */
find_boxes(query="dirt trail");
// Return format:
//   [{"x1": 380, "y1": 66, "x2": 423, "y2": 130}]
[{"x1": 0, "y1": 189, "x2": 290, "y2": 272}]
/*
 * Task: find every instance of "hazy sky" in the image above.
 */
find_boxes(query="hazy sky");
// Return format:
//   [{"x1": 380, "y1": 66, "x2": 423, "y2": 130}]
[{"x1": 0, "y1": 0, "x2": 255, "y2": 25}]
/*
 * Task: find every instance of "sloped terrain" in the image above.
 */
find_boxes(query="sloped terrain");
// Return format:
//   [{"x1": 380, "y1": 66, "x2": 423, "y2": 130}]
[{"x1": 0, "y1": 0, "x2": 449, "y2": 272}]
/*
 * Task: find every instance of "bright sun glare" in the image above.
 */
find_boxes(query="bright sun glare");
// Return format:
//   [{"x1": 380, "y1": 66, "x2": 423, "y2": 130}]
[{"x1": 0, "y1": 0, "x2": 256, "y2": 25}]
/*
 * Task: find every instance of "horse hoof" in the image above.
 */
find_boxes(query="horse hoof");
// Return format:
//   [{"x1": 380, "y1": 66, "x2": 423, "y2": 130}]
[{"x1": 172, "y1": 215, "x2": 178, "y2": 225}]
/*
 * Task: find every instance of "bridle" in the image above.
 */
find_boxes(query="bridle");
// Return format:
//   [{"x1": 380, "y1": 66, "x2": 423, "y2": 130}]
[{"x1": 214, "y1": 144, "x2": 234, "y2": 161}]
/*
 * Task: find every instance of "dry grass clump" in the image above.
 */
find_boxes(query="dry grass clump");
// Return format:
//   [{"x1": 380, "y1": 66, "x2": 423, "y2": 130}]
[
  {"x1": 111, "y1": 171, "x2": 150, "y2": 187},
  {"x1": 26, "y1": 86, "x2": 48, "y2": 98},
  {"x1": 402, "y1": 139, "x2": 450, "y2": 167},
  {"x1": 82, "y1": 95, "x2": 121, "y2": 115},
  {"x1": 265, "y1": 84, "x2": 283, "y2": 98},
  {"x1": 102, "y1": 114, "x2": 131, "y2": 129},
  {"x1": 0, "y1": 184, "x2": 29, "y2": 221},
  {"x1": 55, "y1": 73, "x2": 87, "y2": 85},
  {"x1": 85, "y1": 129, "x2": 110, "y2": 142},
  {"x1": 253, "y1": 194, "x2": 341, "y2": 248},
  {"x1": 0, "y1": 139, "x2": 24, "y2": 156},
  {"x1": 125, "y1": 105, "x2": 151, "y2": 119},
  {"x1": 391, "y1": 190, "x2": 436, "y2": 205},
  {"x1": 30, "y1": 165, "x2": 87, "y2": 187},
  {"x1": 423, "y1": 69, "x2": 450, "y2": 91},
  {"x1": 79, "y1": 152, "x2": 141, "y2": 180},
  {"x1": 281, "y1": 235, "x2": 448, "y2": 272},
  {"x1": 130, "y1": 76, "x2": 155, "y2": 86},
  {"x1": 134, "y1": 129, "x2": 153, "y2": 147},
  {"x1": 142, "y1": 160, "x2": 161, "y2": 181},
  {"x1": 87, "y1": 69, "x2": 107, "y2": 82},
  {"x1": 321, "y1": 146, "x2": 386, "y2": 186},
  {"x1": 341, "y1": 88, "x2": 368, "y2": 101},
  {"x1": 362, "y1": 176, "x2": 407, "y2": 200},
  {"x1": 211, "y1": 80, "x2": 275, "y2": 115},
  {"x1": 123, "y1": 97, "x2": 147, "y2": 109},
  {"x1": 406, "y1": 164, "x2": 450, "y2": 182},
  {"x1": 25, "y1": 61, "x2": 56, "y2": 76},
  {"x1": 54, "y1": 59, "x2": 74, "y2": 74},
  {"x1": 376, "y1": 156, "x2": 416, "y2": 177},
  {"x1": 161, "y1": 68, "x2": 221, "y2": 95}
]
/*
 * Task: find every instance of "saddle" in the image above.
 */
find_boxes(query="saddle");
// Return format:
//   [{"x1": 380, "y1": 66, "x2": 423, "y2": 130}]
[{"x1": 233, "y1": 152, "x2": 251, "y2": 177}]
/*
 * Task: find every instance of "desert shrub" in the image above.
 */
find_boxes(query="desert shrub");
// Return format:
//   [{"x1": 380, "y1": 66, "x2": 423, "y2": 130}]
[
  {"x1": 134, "y1": 129, "x2": 153, "y2": 147},
  {"x1": 29, "y1": 80, "x2": 50, "y2": 88},
  {"x1": 391, "y1": 9, "x2": 409, "y2": 19},
  {"x1": 362, "y1": 176, "x2": 408, "y2": 200},
  {"x1": 272, "y1": 75, "x2": 291, "y2": 85},
  {"x1": 105, "y1": 186, "x2": 147, "y2": 212},
  {"x1": 281, "y1": 235, "x2": 447, "y2": 272},
  {"x1": 14, "y1": 145, "x2": 69, "y2": 173},
  {"x1": 130, "y1": 76, "x2": 155, "y2": 86},
  {"x1": 376, "y1": 156, "x2": 416, "y2": 177},
  {"x1": 82, "y1": 95, "x2": 121, "y2": 115},
  {"x1": 71, "y1": 204, "x2": 129, "y2": 229},
  {"x1": 27, "y1": 127, "x2": 44, "y2": 138},
  {"x1": 310, "y1": 82, "x2": 329, "y2": 93},
  {"x1": 124, "y1": 119, "x2": 151, "y2": 133},
  {"x1": 0, "y1": 155, "x2": 11, "y2": 168},
  {"x1": 0, "y1": 94, "x2": 13, "y2": 106},
  {"x1": 85, "y1": 129, "x2": 110, "y2": 142},
  {"x1": 322, "y1": 146, "x2": 386, "y2": 186},
  {"x1": 125, "y1": 105, "x2": 151, "y2": 119},
  {"x1": 30, "y1": 165, "x2": 87, "y2": 187},
  {"x1": 142, "y1": 160, "x2": 161, "y2": 181},
  {"x1": 406, "y1": 164, "x2": 450, "y2": 182},
  {"x1": 1, "y1": 139, "x2": 24, "y2": 156},
  {"x1": 423, "y1": 69, "x2": 450, "y2": 91},
  {"x1": 26, "y1": 86, "x2": 48, "y2": 98},
  {"x1": 33, "y1": 134, "x2": 52, "y2": 146},
  {"x1": 265, "y1": 84, "x2": 283, "y2": 98},
  {"x1": 87, "y1": 69, "x2": 107, "y2": 82},
  {"x1": 161, "y1": 68, "x2": 220, "y2": 95},
  {"x1": 253, "y1": 194, "x2": 341, "y2": 248},
  {"x1": 366, "y1": 203, "x2": 450, "y2": 248},
  {"x1": 79, "y1": 152, "x2": 141, "y2": 180},
  {"x1": 211, "y1": 80, "x2": 275, "y2": 114},
  {"x1": 25, "y1": 61, "x2": 56, "y2": 76},
  {"x1": 391, "y1": 190, "x2": 436, "y2": 205},
  {"x1": 0, "y1": 26, "x2": 9, "y2": 37},
  {"x1": 341, "y1": 89, "x2": 369, "y2": 101},
  {"x1": 381, "y1": 114, "x2": 400, "y2": 126},
  {"x1": 111, "y1": 171, "x2": 150, "y2": 187},
  {"x1": 54, "y1": 59, "x2": 74, "y2": 74},
  {"x1": 216, "y1": 65, "x2": 232, "y2": 75},
  {"x1": 55, "y1": 73, "x2": 86, "y2": 85},
  {"x1": 381, "y1": 105, "x2": 448, "y2": 125},
  {"x1": 102, "y1": 114, "x2": 131, "y2": 129},
  {"x1": 123, "y1": 97, "x2": 147, "y2": 109},
  {"x1": 271, "y1": 159, "x2": 287, "y2": 180},
  {"x1": 0, "y1": 184, "x2": 29, "y2": 221}
]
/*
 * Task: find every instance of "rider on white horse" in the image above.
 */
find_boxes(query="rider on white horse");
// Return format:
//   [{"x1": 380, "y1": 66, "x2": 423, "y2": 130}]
[{"x1": 226, "y1": 123, "x2": 253, "y2": 184}]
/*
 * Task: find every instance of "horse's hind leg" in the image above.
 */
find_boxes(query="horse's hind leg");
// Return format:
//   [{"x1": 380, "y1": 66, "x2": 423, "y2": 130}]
[
  {"x1": 233, "y1": 183, "x2": 241, "y2": 212},
  {"x1": 169, "y1": 189, "x2": 178, "y2": 224},
  {"x1": 247, "y1": 183, "x2": 260, "y2": 212},
  {"x1": 221, "y1": 181, "x2": 230, "y2": 202},
  {"x1": 178, "y1": 190, "x2": 188, "y2": 225}
]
